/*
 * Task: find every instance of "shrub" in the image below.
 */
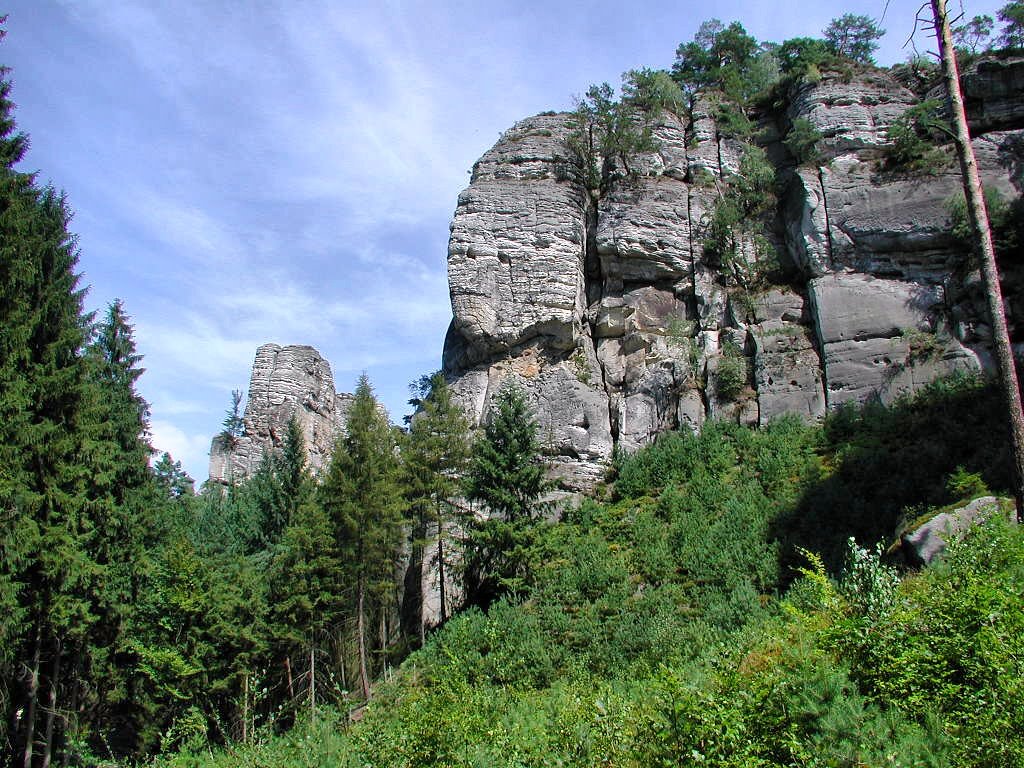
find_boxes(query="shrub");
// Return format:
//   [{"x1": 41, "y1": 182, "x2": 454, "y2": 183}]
[
  {"x1": 883, "y1": 99, "x2": 949, "y2": 172},
  {"x1": 784, "y1": 117, "x2": 824, "y2": 165},
  {"x1": 715, "y1": 340, "x2": 748, "y2": 401}
]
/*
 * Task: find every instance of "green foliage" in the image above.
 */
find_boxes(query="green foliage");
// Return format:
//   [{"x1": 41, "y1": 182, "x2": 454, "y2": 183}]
[
  {"x1": 402, "y1": 372, "x2": 471, "y2": 626},
  {"x1": 620, "y1": 67, "x2": 686, "y2": 114},
  {"x1": 954, "y1": 14, "x2": 994, "y2": 55},
  {"x1": 947, "y1": 185, "x2": 1023, "y2": 267},
  {"x1": 998, "y1": 1, "x2": 1024, "y2": 49},
  {"x1": 896, "y1": 327, "x2": 944, "y2": 364},
  {"x1": 568, "y1": 347, "x2": 590, "y2": 384},
  {"x1": 823, "y1": 13, "x2": 885, "y2": 64},
  {"x1": 784, "y1": 117, "x2": 823, "y2": 165},
  {"x1": 320, "y1": 373, "x2": 405, "y2": 698},
  {"x1": 838, "y1": 538, "x2": 900, "y2": 617},
  {"x1": 464, "y1": 384, "x2": 552, "y2": 606},
  {"x1": 466, "y1": 384, "x2": 550, "y2": 524},
  {"x1": 946, "y1": 465, "x2": 990, "y2": 501},
  {"x1": 666, "y1": 318, "x2": 703, "y2": 384},
  {"x1": 566, "y1": 81, "x2": 658, "y2": 192},
  {"x1": 154, "y1": 452, "x2": 195, "y2": 499},
  {"x1": 883, "y1": 99, "x2": 949, "y2": 173},
  {"x1": 702, "y1": 144, "x2": 778, "y2": 287},
  {"x1": 777, "y1": 36, "x2": 833, "y2": 76},
  {"x1": 154, "y1": 375, "x2": 1024, "y2": 768},
  {"x1": 672, "y1": 19, "x2": 778, "y2": 102},
  {"x1": 220, "y1": 389, "x2": 244, "y2": 444},
  {"x1": 715, "y1": 340, "x2": 748, "y2": 401},
  {"x1": 785, "y1": 373, "x2": 1012, "y2": 570}
]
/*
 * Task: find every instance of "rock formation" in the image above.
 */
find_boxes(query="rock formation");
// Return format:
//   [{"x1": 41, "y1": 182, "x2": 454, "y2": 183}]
[
  {"x1": 899, "y1": 496, "x2": 1014, "y2": 566},
  {"x1": 208, "y1": 344, "x2": 356, "y2": 484},
  {"x1": 442, "y1": 58, "x2": 1024, "y2": 490}
]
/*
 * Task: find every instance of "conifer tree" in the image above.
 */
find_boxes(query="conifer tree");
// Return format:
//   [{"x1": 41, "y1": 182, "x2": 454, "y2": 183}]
[
  {"x1": 0, "y1": 21, "x2": 100, "y2": 764},
  {"x1": 153, "y1": 452, "x2": 194, "y2": 500},
  {"x1": 403, "y1": 373, "x2": 471, "y2": 635},
  {"x1": 319, "y1": 374, "x2": 404, "y2": 700},
  {"x1": 463, "y1": 383, "x2": 552, "y2": 607}
]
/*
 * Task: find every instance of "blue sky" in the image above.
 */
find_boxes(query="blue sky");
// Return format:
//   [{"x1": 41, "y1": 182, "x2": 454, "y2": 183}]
[{"x1": 4, "y1": 0, "x2": 1006, "y2": 483}]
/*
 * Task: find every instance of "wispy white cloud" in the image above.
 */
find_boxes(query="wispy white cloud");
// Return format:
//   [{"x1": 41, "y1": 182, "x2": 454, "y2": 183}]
[{"x1": 149, "y1": 418, "x2": 211, "y2": 484}]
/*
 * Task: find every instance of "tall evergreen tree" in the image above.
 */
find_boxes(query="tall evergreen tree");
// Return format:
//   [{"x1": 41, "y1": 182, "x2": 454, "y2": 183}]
[
  {"x1": 319, "y1": 374, "x2": 404, "y2": 700},
  {"x1": 463, "y1": 383, "x2": 552, "y2": 607},
  {"x1": 153, "y1": 452, "x2": 194, "y2": 501},
  {"x1": 0, "y1": 21, "x2": 100, "y2": 765},
  {"x1": 81, "y1": 299, "x2": 162, "y2": 756},
  {"x1": 402, "y1": 373, "x2": 471, "y2": 636}
]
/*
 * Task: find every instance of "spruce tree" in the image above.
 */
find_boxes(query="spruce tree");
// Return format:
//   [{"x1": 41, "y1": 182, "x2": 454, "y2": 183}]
[
  {"x1": 0, "y1": 22, "x2": 100, "y2": 764},
  {"x1": 319, "y1": 374, "x2": 404, "y2": 700},
  {"x1": 153, "y1": 452, "x2": 194, "y2": 500},
  {"x1": 463, "y1": 383, "x2": 552, "y2": 607},
  {"x1": 402, "y1": 373, "x2": 470, "y2": 634},
  {"x1": 82, "y1": 299, "x2": 163, "y2": 756}
]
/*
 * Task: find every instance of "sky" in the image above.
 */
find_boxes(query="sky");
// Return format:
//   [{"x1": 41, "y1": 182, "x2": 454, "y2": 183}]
[{"x1": 3, "y1": 0, "x2": 1008, "y2": 483}]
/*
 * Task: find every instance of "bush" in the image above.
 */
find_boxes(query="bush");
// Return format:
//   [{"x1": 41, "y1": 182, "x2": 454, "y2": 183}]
[
  {"x1": 883, "y1": 99, "x2": 948, "y2": 173},
  {"x1": 784, "y1": 117, "x2": 823, "y2": 165},
  {"x1": 715, "y1": 340, "x2": 748, "y2": 401}
]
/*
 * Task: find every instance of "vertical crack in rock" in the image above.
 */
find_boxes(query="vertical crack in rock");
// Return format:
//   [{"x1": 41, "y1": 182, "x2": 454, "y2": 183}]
[
  {"x1": 584, "y1": 189, "x2": 617, "y2": 441},
  {"x1": 817, "y1": 165, "x2": 835, "y2": 270}
]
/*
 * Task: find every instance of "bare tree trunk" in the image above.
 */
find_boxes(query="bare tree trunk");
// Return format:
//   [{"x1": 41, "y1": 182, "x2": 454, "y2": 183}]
[
  {"x1": 241, "y1": 673, "x2": 248, "y2": 745},
  {"x1": 59, "y1": 651, "x2": 80, "y2": 768},
  {"x1": 356, "y1": 575, "x2": 371, "y2": 701},
  {"x1": 285, "y1": 656, "x2": 294, "y2": 703},
  {"x1": 310, "y1": 644, "x2": 317, "y2": 721},
  {"x1": 932, "y1": 0, "x2": 1024, "y2": 522},
  {"x1": 21, "y1": 626, "x2": 42, "y2": 768},
  {"x1": 437, "y1": 512, "x2": 447, "y2": 626},
  {"x1": 40, "y1": 639, "x2": 61, "y2": 768}
]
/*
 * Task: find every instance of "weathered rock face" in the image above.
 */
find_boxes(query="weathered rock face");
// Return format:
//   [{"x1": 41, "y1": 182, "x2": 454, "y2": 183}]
[
  {"x1": 899, "y1": 496, "x2": 1014, "y2": 566},
  {"x1": 208, "y1": 344, "x2": 355, "y2": 484},
  {"x1": 442, "y1": 58, "x2": 1024, "y2": 490}
]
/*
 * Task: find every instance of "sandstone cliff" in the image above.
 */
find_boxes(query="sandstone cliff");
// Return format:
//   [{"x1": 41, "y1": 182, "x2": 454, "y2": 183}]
[
  {"x1": 442, "y1": 58, "x2": 1024, "y2": 490},
  {"x1": 208, "y1": 344, "x2": 355, "y2": 484}
]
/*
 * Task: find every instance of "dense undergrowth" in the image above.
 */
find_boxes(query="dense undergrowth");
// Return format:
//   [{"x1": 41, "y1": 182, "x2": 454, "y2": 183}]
[{"x1": 153, "y1": 375, "x2": 1024, "y2": 767}]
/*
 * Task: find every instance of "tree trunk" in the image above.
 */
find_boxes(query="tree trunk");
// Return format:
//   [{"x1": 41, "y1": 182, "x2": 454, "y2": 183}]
[
  {"x1": 356, "y1": 575, "x2": 371, "y2": 701},
  {"x1": 241, "y1": 673, "x2": 248, "y2": 745},
  {"x1": 309, "y1": 644, "x2": 315, "y2": 720},
  {"x1": 59, "y1": 650, "x2": 80, "y2": 768},
  {"x1": 285, "y1": 655, "x2": 294, "y2": 702},
  {"x1": 40, "y1": 639, "x2": 61, "y2": 768},
  {"x1": 21, "y1": 625, "x2": 42, "y2": 768},
  {"x1": 932, "y1": 0, "x2": 1024, "y2": 521},
  {"x1": 437, "y1": 512, "x2": 447, "y2": 626}
]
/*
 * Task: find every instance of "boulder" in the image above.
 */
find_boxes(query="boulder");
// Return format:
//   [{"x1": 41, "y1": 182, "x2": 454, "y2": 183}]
[{"x1": 901, "y1": 496, "x2": 1014, "y2": 566}]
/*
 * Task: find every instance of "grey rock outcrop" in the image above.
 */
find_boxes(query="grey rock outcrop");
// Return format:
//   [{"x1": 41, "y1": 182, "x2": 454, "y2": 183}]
[
  {"x1": 208, "y1": 344, "x2": 356, "y2": 484},
  {"x1": 442, "y1": 58, "x2": 1024, "y2": 490},
  {"x1": 900, "y1": 496, "x2": 1014, "y2": 565}
]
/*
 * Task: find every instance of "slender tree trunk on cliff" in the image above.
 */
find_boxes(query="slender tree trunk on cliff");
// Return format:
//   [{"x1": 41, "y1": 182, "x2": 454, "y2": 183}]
[{"x1": 932, "y1": 0, "x2": 1024, "y2": 521}]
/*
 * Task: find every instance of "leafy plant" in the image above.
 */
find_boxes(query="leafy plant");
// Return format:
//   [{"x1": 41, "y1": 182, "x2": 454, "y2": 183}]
[
  {"x1": 715, "y1": 340, "x2": 749, "y2": 401},
  {"x1": 946, "y1": 465, "x2": 990, "y2": 501},
  {"x1": 566, "y1": 82, "x2": 658, "y2": 192},
  {"x1": 569, "y1": 348, "x2": 591, "y2": 385},
  {"x1": 784, "y1": 117, "x2": 823, "y2": 165},
  {"x1": 883, "y1": 99, "x2": 949, "y2": 173},
  {"x1": 823, "y1": 13, "x2": 885, "y2": 64}
]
